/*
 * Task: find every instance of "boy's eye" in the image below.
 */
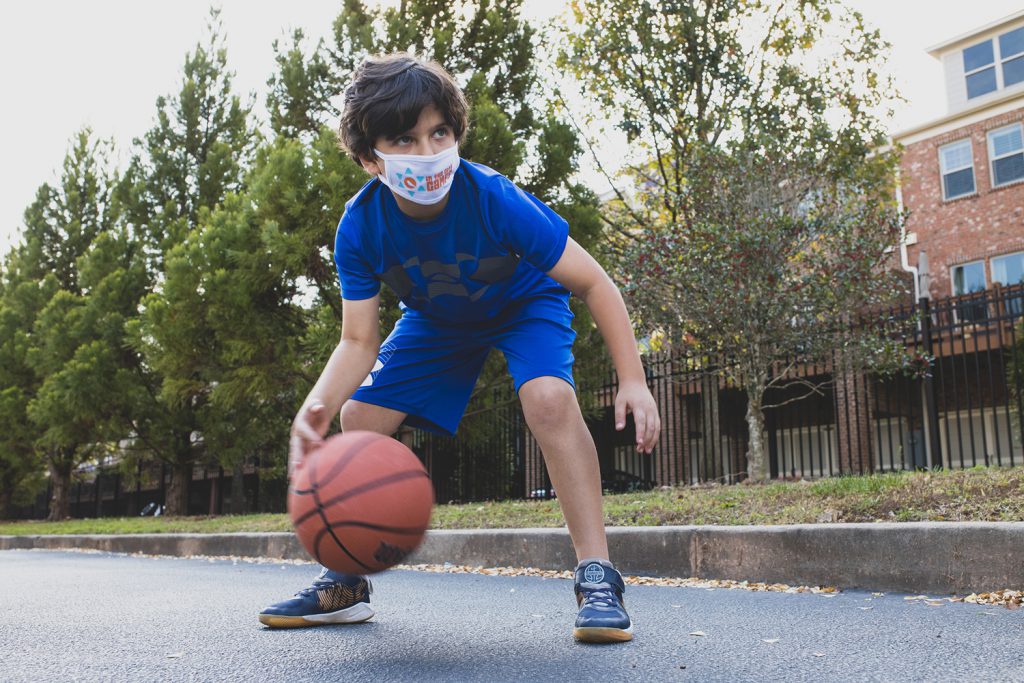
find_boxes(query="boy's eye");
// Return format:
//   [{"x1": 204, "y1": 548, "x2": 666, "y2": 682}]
[
  {"x1": 433, "y1": 127, "x2": 450, "y2": 138},
  {"x1": 395, "y1": 135, "x2": 413, "y2": 145}
]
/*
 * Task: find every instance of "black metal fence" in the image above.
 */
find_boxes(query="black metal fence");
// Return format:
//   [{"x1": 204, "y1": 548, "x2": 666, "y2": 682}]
[{"x1": 12, "y1": 285, "x2": 1024, "y2": 518}]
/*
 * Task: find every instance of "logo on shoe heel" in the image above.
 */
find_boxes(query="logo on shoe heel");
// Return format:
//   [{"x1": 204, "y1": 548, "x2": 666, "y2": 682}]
[{"x1": 583, "y1": 563, "x2": 605, "y2": 583}]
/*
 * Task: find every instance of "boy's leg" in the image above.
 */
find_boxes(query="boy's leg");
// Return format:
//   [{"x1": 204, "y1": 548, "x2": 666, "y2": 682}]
[
  {"x1": 340, "y1": 399, "x2": 407, "y2": 435},
  {"x1": 495, "y1": 295, "x2": 632, "y2": 642},
  {"x1": 258, "y1": 403, "x2": 407, "y2": 629},
  {"x1": 519, "y1": 376, "x2": 633, "y2": 643},
  {"x1": 518, "y1": 376, "x2": 608, "y2": 561}
]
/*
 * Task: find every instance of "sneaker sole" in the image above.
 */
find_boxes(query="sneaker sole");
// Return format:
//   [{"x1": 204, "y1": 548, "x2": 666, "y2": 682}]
[
  {"x1": 259, "y1": 602, "x2": 375, "y2": 629},
  {"x1": 573, "y1": 625, "x2": 634, "y2": 643}
]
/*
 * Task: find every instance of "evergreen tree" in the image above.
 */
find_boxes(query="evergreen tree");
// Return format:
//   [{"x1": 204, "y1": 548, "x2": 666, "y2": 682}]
[
  {"x1": 8, "y1": 130, "x2": 123, "y2": 519},
  {"x1": 122, "y1": 10, "x2": 259, "y2": 514},
  {"x1": 262, "y1": 1, "x2": 605, "y2": 463}
]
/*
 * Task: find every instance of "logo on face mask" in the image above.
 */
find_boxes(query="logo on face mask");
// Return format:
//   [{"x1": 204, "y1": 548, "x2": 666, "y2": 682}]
[{"x1": 392, "y1": 164, "x2": 455, "y2": 199}]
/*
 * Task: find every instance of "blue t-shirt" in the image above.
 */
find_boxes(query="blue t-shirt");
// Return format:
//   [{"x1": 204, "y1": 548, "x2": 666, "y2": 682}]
[{"x1": 334, "y1": 160, "x2": 570, "y2": 323}]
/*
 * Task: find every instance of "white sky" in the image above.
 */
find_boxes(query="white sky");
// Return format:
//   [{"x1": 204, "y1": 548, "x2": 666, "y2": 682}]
[{"x1": 1, "y1": 0, "x2": 1023, "y2": 255}]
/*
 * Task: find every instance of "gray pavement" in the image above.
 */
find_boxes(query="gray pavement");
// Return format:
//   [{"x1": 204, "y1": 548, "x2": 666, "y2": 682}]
[{"x1": 1, "y1": 549, "x2": 1022, "y2": 682}]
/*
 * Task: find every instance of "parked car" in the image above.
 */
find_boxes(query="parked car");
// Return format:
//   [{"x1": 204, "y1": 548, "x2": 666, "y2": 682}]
[{"x1": 601, "y1": 470, "x2": 656, "y2": 494}]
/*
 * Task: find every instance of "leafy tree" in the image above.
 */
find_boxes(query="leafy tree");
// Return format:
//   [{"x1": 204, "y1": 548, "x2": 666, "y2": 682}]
[
  {"x1": 8, "y1": 130, "x2": 124, "y2": 519},
  {"x1": 264, "y1": 1, "x2": 606, "y2": 454},
  {"x1": 0, "y1": 248, "x2": 54, "y2": 518},
  {"x1": 561, "y1": 0, "x2": 906, "y2": 481},
  {"x1": 121, "y1": 10, "x2": 259, "y2": 514}
]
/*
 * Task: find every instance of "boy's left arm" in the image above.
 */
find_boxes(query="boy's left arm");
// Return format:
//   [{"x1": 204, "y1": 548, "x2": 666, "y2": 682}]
[{"x1": 547, "y1": 237, "x2": 661, "y2": 453}]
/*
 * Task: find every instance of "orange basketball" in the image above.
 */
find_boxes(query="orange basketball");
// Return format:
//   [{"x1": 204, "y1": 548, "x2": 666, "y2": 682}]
[{"x1": 288, "y1": 431, "x2": 434, "y2": 574}]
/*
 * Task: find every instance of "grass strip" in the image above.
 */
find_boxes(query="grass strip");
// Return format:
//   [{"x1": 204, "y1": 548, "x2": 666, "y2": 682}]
[{"x1": 1, "y1": 465, "x2": 1021, "y2": 536}]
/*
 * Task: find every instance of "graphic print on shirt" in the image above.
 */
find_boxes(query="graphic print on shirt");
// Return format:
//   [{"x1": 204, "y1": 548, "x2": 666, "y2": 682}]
[{"x1": 378, "y1": 252, "x2": 520, "y2": 306}]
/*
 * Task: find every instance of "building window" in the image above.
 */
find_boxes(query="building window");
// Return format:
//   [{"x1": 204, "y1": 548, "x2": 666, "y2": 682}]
[
  {"x1": 1001, "y1": 27, "x2": 1024, "y2": 88},
  {"x1": 939, "y1": 139, "x2": 975, "y2": 199},
  {"x1": 988, "y1": 123, "x2": 1024, "y2": 187},
  {"x1": 992, "y1": 252, "x2": 1024, "y2": 286},
  {"x1": 993, "y1": 251, "x2": 1024, "y2": 315},
  {"x1": 964, "y1": 39, "x2": 997, "y2": 99},
  {"x1": 953, "y1": 260, "x2": 986, "y2": 295},
  {"x1": 964, "y1": 26, "x2": 1024, "y2": 99},
  {"x1": 953, "y1": 260, "x2": 987, "y2": 322}
]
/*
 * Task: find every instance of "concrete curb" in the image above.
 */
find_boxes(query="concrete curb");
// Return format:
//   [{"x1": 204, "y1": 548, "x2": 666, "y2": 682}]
[{"x1": 3, "y1": 522, "x2": 1022, "y2": 595}]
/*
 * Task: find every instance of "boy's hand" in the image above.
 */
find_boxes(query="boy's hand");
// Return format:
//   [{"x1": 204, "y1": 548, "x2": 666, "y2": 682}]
[
  {"x1": 614, "y1": 381, "x2": 661, "y2": 453},
  {"x1": 288, "y1": 400, "x2": 332, "y2": 479}
]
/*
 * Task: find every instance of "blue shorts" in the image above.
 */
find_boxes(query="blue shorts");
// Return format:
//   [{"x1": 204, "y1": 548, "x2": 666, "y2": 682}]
[{"x1": 350, "y1": 294, "x2": 576, "y2": 436}]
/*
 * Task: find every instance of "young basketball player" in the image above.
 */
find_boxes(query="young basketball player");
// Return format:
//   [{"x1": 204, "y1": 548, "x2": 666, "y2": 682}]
[{"x1": 258, "y1": 53, "x2": 660, "y2": 643}]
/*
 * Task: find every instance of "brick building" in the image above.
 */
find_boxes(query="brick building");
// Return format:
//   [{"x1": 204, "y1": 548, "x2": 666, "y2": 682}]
[{"x1": 895, "y1": 11, "x2": 1024, "y2": 300}]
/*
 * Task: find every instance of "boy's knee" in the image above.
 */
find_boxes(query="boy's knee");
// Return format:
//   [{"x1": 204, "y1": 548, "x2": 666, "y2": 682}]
[
  {"x1": 521, "y1": 377, "x2": 577, "y2": 428},
  {"x1": 340, "y1": 400, "x2": 405, "y2": 435}
]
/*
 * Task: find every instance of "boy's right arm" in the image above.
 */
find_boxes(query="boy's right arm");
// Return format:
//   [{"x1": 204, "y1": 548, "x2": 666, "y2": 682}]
[{"x1": 289, "y1": 294, "x2": 381, "y2": 477}]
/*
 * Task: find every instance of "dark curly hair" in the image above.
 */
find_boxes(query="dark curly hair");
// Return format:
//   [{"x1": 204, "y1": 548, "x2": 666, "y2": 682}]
[{"x1": 338, "y1": 53, "x2": 470, "y2": 164}]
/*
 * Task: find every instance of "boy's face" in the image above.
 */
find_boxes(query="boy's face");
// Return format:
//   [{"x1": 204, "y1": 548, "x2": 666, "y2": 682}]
[{"x1": 359, "y1": 103, "x2": 456, "y2": 177}]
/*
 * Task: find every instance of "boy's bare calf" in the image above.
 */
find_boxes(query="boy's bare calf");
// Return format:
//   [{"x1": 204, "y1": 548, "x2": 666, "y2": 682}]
[{"x1": 519, "y1": 376, "x2": 609, "y2": 562}]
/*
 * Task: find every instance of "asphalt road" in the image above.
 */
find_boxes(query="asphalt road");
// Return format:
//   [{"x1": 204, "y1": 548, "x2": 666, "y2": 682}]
[{"x1": 1, "y1": 549, "x2": 1021, "y2": 682}]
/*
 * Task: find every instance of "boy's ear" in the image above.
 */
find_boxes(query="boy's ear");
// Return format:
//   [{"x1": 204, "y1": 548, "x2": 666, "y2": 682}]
[{"x1": 359, "y1": 154, "x2": 382, "y2": 177}]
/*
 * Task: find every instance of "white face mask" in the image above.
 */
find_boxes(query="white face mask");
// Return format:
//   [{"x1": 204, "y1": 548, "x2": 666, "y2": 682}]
[{"x1": 373, "y1": 145, "x2": 460, "y2": 205}]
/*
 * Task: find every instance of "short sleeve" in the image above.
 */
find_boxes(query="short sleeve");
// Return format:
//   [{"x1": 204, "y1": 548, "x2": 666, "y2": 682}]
[
  {"x1": 333, "y1": 213, "x2": 380, "y2": 300},
  {"x1": 483, "y1": 175, "x2": 569, "y2": 272}
]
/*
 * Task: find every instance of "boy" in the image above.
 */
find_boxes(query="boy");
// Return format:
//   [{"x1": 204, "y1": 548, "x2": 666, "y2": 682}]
[{"x1": 258, "y1": 54, "x2": 660, "y2": 643}]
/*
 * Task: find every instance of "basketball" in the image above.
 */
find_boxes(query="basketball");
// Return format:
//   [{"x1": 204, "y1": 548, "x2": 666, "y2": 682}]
[{"x1": 288, "y1": 431, "x2": 434, "y2": 574}]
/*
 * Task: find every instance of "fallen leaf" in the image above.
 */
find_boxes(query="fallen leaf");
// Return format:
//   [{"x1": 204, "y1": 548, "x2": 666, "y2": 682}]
[
  {"x1": 813, "y1": 652, "x2": 825, "y2": 657},
  {"x1": 689, "y1": 631, "x2": 707, "y2": 637},
  {"x1": 859, "y1": 606, "x2": 874, "y2": 611},
  {"x1": 166, "y1": 652, "x2": 185, "y2": 659},
  {"x1": 762, "y1": 638, "x2": 780, "y2": 644}
]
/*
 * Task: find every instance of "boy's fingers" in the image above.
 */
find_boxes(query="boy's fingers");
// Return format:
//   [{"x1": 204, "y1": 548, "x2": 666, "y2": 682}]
[
  {"x1": 634, "y1": 410, "x2": 647, "y2": 449},
  {"x1": 650, "y1": 415, "x2": 662, "y2": 450},
  {"x1": 294, "y1": 422, "x2": 323, "y2": 443},
  {"x1": 614, "y1": 398, "x2": 626, "y2": 431}
]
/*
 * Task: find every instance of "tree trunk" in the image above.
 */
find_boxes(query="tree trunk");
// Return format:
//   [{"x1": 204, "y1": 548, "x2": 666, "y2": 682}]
[
  {"x1": 164, "y1": 460, "x2": 191, "y2": 516},
  {"x1": 47, "y1": 457, "x2": 72, "y2": 521},
  {"x1": 745, "y1": 393, "x2": 769, "y2": 482},
  {"x1": 0, "y1": 487, "x2": 11, "y2": 519},
  {"x1": 230, "y1": 461, "x2": 247, "y2": 514}
]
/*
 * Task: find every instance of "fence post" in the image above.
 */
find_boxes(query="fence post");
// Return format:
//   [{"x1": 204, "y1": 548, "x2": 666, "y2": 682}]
[{"x1": 920, "y1": 296, "x2": 943, "y2": 470}]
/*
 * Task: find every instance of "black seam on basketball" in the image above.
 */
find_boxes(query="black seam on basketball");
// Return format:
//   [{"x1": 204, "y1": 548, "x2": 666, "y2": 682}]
[
  {"x1": 313, "y1": 518, "x2": 373, "y2": 571},
  {"x1": 306, "y1": 469, "x2": 431, "y2": 514},
  {"x1": 327, "y1": 520, "x2": 428, "y2": 535},
  {"x1": 292, "y1": 468, "x2": 429, "y2": 527},
  {"x1": 301, "y1": 433, "x2": 381, "y2": 507},
  {"x1": 317, "y1": 432, "x2": 386, "y2": 488}
]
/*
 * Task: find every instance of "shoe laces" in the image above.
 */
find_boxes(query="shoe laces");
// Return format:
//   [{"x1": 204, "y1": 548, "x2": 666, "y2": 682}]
[{"x1": 578, "y1": 582, "x2": 620, "y2": 609}]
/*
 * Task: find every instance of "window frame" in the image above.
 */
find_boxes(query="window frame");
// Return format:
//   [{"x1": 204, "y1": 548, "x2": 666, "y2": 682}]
[
  {"x1": 951, "y1": 259, "x2": 987, "y2": 297},
  {"x1": 963, "y1": 26, "x2": 1024, "y2": 99},
  {"x1": 964, "y1": 38, "x2": 998, "y2": 99},
  {"x1": 992, "y1": 251, "x2": 1024, "y2": 286},
  {"x1": 999, "y1": 26, "x2": 1024, "y2": 88},
  {"x1": 938, "y1": 138, "x2": 976, "y2": 200},
  {"x1": 987, "y1": 122, "x2": 1024, "y2": 188}
]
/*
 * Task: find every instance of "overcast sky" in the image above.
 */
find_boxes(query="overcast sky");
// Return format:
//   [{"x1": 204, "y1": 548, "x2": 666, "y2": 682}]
[{"x1": 2, "y1": 0, "x2": 1023, "y2": 255}]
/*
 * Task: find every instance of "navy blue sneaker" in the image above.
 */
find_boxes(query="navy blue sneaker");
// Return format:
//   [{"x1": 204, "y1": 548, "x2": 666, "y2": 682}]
[
  {"x1": 258, "y1": 567, "x2": 374, "y2": 628},
  {"x1": 573, "y1": 559, "x2": 633, "y2": 642}
]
